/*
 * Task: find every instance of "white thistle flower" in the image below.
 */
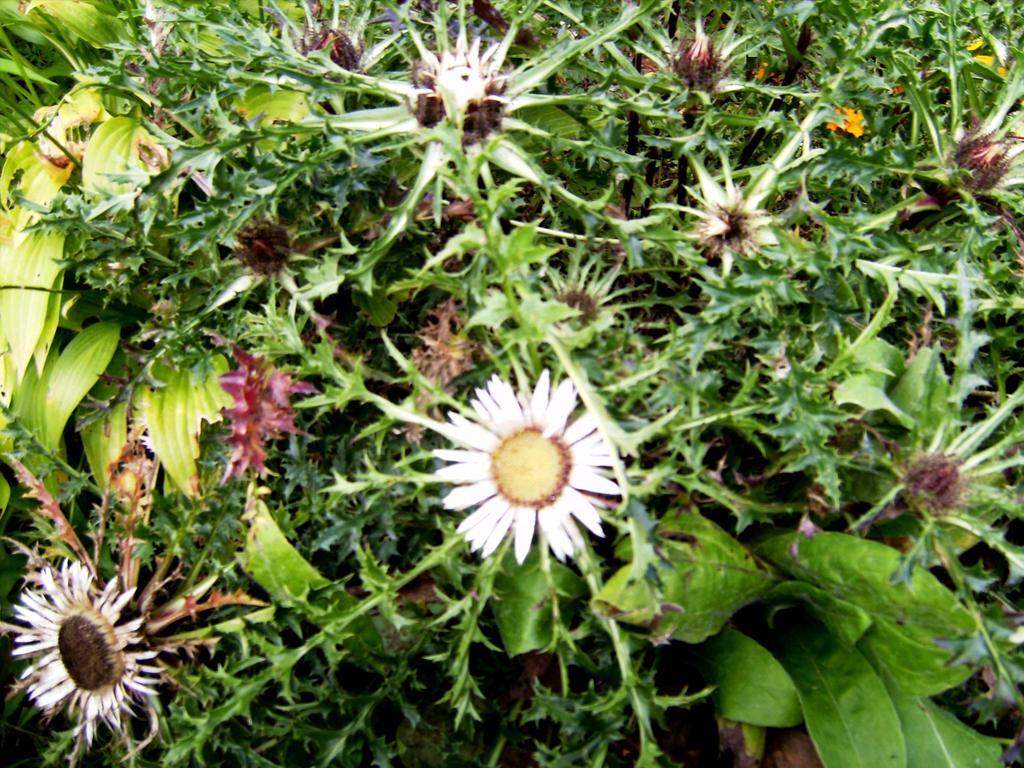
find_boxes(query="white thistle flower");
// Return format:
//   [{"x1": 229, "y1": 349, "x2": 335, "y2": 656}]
[
  {"x1": 683, "y1": 153, "x2": 777, "y2": 273},
  {"x1": 412, "y1": 37, "x2": 508, "y2": 143},
  {"x1": 1, "y1": 560, "x2": 161, "y2": 754},
  {"x1": 433, "y1": 370, "x2": 620, "y2": 563}
]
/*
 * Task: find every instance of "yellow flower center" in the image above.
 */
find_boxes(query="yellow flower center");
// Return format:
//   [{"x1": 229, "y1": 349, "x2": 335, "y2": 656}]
[
  {"x1": 58, "y1": 609, "x2": 124, "y2": 691},
  {"x1": 491, "y1": 428, "x2": 569, "y2": 507}
]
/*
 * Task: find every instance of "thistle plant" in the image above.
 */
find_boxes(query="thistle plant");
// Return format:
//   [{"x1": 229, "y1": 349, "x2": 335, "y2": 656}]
[{"x1": 1, "y1": 1, "x2": 1024, "y2": 766}]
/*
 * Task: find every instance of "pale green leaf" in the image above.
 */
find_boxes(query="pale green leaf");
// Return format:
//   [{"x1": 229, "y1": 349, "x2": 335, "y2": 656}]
[
  {"x1": 244, "y1": 499, "x2": 329, "y2": 605},
  {"x1": 492, "y1": 551, "x2": 583, "y2": 656},
  {"x1": 889, "y1": 692, "x2": 1002, "y2": 768},
  {"x1": 0, "y1": 229, "x2": 64, "y2": 385},
  {"x1": 775, "y1": 622, "x2": 907, "y2": 768},
  {"x1": 81, "y1": 400, "x2": 128, "y2": 492},
  {"x1": 33, "y1": 322, "x2": 119, "y2": 450},
  {"x1": 24, "y1": 0, "x2": 127, "y2": 47},
  {"x1": 138, "y1": 359, "x2": 231, "y2": 495},
  {"x1": 82, "y1": 116, "x2": 169, "y2": 198},
  {"x1": 594, "y1": 511, "x2": 772, "y2": 643},
  {"x1": 697, "y1": 629, "x2": 802, "y2": 728}
]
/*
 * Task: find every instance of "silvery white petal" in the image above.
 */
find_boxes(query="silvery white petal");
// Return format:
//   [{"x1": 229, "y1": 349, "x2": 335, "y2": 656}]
[
  {"x1": 562, "y1": 487, "x2": 605, "y2": 537},
  {"x1": 513, "y1": 508, "x2": 537, "y2": 564},
  {"x1": 563, "y1": 413, "x2": 598, "y2": 445},
  {"x1": 480, "y1": 507, "x2": 515, "y2": 557},
  {"x1": 542, "y1": 379, "x2": 577, "y2": 437},
  {"x1": 435, "y1": 461, "x2": 491, "y2": 483},
  {"x1": 569, "y1": 466, "x2": 620, "y2": 497},
  {"x1": 457, "y1": 496, "x2": 510, "y2": 537},
  {"x1": 433, "y1": 448, "x2": 489, "y2": 464},
  {"x1": 487, "y1": 375, "x2": 524, "y2": 422},
  {"x1": 530, "y1": 369, "x2": 551, "y2": 424},
  {"x1": 444, "y1": 413, "x2": 500, "y2": 451},
  {"x1": 443, "y1": 480, "x2": 498, "y2": 510}
]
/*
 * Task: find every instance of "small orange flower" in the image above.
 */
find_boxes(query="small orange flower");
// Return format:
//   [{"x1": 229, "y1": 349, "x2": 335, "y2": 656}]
[
  {"x1": 754, "y1": 60, "x2": 769, "y2": 80},
  {"x1": 825, "y1": 107, "x2": 865, "y2": 138}
]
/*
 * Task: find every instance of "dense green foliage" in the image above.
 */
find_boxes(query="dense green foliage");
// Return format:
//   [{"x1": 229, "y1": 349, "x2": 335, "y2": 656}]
[{"x1": 1, "y1": 0, "x2": 1024, "y2": 765}]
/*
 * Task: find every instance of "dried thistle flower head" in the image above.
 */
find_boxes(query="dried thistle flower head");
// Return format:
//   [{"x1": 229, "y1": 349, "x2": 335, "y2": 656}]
[
  {"x1": 234, "y1": 219, "x2": 291, "y2": 276},
  {"x1": 902, "y1": 453, "x2": 964, "y2": 513},
  {"x1": 1, "y1": 558, "x2": 161, "y2": 761},
  {"x1": 412, "y1": 298, "x2": 479, "y2": 388},
  {"x1": 412, "y1": 38, "x2": 507, "y2": 144},
  {"x1": 671, "y1": 19, "x2": 746, "y2": 93},
  {"x1": 329, "y1": 30, "x2": 362, "y2": 71},
  {"x1": 559, "y1": 289, "x2": 600, "y2": 325},
  {"x1": 955, "y1": 130, "x2": 1012, "y2": 191},
  {"x1": 674, "y1": 28, "x2": 723, "y2": 91},
  {"x1": 683, "y1": 153, "x2": 777, "y2": 273},
  {"x1": 692, "y1": 190, "x2": 776, "y2": 271}
]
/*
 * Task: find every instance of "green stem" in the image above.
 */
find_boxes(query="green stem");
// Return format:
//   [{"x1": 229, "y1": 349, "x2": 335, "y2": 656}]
[
  {"x1": 319, "y1": 533, "x2": 464, "y2": 634},
  {"x1": 576, "y1": 545, "x2": 655, "y2": 758},
  {"x1": 546, "y1": 335, "x2": 630, "y2": 502}
]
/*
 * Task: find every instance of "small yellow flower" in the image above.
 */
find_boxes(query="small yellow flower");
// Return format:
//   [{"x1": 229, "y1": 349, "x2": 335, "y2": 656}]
[
  {"x1": 825, "y1": 107, "x2": 865, "y2": 138},
  {"x1": 967, "y1": 38, "x2": 1008, "y2": 76}
]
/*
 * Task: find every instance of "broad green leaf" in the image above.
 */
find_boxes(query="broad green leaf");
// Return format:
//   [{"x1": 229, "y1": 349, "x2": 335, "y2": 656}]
[
  {"x1": 834, "y1": 373, "x2": 910, "y2": 425},
  {"x1": 24, "y1": 0, "x2": 127, "y2": 47},
  {"x1": 244, "y1": 499, "x2": 329, "y2": 605},
  {"x1": 0, "y1": 471, "x2": 9, "y2": 512},
  {"x1": 81, "y1": 400, "x2": 128, "y2": 492},
  {"x1": 594, "y1": 511, "x2": 772, "y2": 643},
  {"x1": 697, "y1": 629, "x2": 802, "y2": 728},
  {"x1": 889, "y1": 692, "x2": 1001, "y2": 768},
  {"x1": 592, "y1": 564, "x2": 659, "y2": 624},
  {"x1": 0, "y1": 229, "x2": 64, "y2": 384},
  {"x1": 82, "y1": 117, "x2": 169, "y2": 198},
  {"x1": 759, "y1": 533, "x2": 975, "y2": 695},
  {"x1": 859, "y1": 619, "x2": 972, "y2": 696},
  {"x1": 759, "y1": 533, "x2": 975, "y2": 632},
  {"x1": 31, "y1": 270, "x2": 63, "y2": 376},
  {"x1": 766, "y1": 581, "x2": 873, "y2": 646},
  {"x1": 0, "y1": 56, "x2": 54, "y2": 85},
  {"x1": 492, "y1": 551, "x2": 583, "y2": 656},
  {"x1": 0, "y1": 140, "x2": 71, "y2": 207},
  {"x1": 889, "y1": 347, "x2": 951, "y2": 439},
  {"x1": 774, "y1": 622, "x2": 906, "y2": 768},
  {"x1": 12, "y1": 322, "x2": 120, "y2": 450},
  {"x1": 236, "y1": 86, "x2": 311, "y2": 126},
  {"x1": 138, "y1": 359, "x2": 231, "y2": 495},
  {"x1": 832, "y1": 339, "x2": 907, "y2": 421}
]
